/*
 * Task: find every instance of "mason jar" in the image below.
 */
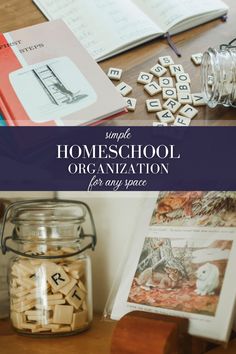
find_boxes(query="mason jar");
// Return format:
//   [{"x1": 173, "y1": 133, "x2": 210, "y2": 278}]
[
  {"x1": 0, "y1": 198, "x2": 11, "y2": 319},
  {"x1": 1, "y1": 199, "x2": 96, "y2": 336},
  {"x1": 201, "y1": 41, "x2": 236, "y2": 108}
]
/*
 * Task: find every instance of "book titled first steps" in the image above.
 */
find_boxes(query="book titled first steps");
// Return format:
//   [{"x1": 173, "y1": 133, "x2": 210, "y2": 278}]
[{"x1": 0, "y1": 20, "x2": 126, "y2": 126}]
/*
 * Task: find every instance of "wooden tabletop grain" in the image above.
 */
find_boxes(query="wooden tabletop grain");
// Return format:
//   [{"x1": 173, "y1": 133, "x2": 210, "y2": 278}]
[
  {"x1": 0, "y1": 0, "x2": 235, "y2": 126},
  {"x1": 0, "y1": 316, "x2": 116, "y2": 354},
  {"x1": 0, "y1": 317, "x2": 235, "y2": 354}
]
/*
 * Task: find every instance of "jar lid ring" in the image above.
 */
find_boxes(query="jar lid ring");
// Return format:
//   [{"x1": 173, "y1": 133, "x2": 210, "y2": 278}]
[
  {"x1": 220, "y1": 38, "x2": 236, "y2": 50},
  {"x1": 1, "y1": 199, "x2": 97, "y2": 257}
]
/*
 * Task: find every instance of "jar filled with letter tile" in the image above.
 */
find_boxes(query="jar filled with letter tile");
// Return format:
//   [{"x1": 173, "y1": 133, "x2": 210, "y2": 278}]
[{"x1": 1, "y1": 199, "x2": 97, "y2": 336}]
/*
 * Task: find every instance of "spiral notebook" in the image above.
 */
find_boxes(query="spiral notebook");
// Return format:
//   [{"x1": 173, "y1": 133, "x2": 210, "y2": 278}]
[{"x1": 33, "y1": 0, "x2": 228, "y2": 61}]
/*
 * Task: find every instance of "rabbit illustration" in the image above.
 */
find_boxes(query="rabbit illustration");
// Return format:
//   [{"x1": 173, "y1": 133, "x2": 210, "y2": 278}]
[{"x1": 195, "y1": 263, "x2": 219, "y2": 296}]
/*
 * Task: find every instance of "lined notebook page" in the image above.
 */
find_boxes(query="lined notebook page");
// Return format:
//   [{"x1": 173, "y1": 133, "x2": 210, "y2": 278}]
[
  {"x1": 133, "y1": 0, "x2": 228, "y2": 33},
  {"x1": 33, "y1": 0, "x2": 160, "y2": 61}
]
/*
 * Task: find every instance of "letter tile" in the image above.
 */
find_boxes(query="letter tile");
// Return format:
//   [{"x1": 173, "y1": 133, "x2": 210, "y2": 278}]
[
  {"x1": 176, "y1": 73, "x2": 191, "y2": 83},
  {"x1": 191, "y1": 53, "x2": 203, "y2": 65},
  {"x1": 66, "y1": 285, "x2": 86, "y2": 310},
  {"x1": 144, "y1": 81, "x2": 162, "y2": 96},
  {"x1": 21, "y1": 323, "x2": 40, "y2": 330},
  {"x1": 150, "y1": 64, "x2": 167, "y2": 77},
  {"x1": 53, "y1": 305, "x2": 74, "y2": 325},
  {"x1": 46, "y1": 299, "x2": 66, "y2": 306},
  {"x1": 179, "y1": 104, "x2": 198, "y2": 119},
  {"x1": 137, "y1": 72, "x2": 153, "y2": 84},
  {"x1": 71, "y1": 310, "x2": 88, "y2": 331},
  {"x1": 208, "y1": 76, "x2": 214, "y2": 86},
  {"x1": 162, "y1": 88, "x2": 177, "y2": 100},
  {"x1": 169, "y1": 64, "x2": 184, "y2": 76},
  {"x1": 146, "y1": 99, "x2": 162, "y2": 112},
  {"x1": 173, "y1": 115, "x2": 191, "y2": 126},
  {"x1": 153, "y1": 122, "x2": 168, "y2": 126},
  {"x1": 156, "y1": 110, "x2": 175, "y2": 124},
  {"x1": 116, "y1": 82, "x2": 132, "y2": 96},
  {"x1": 125, "y1": 97, "x2": 137, "y2": 112},
  {"x1": 159, "y1": 56, "x2": 174, "y2": 67},
  {"x1": 59, "y1": 278, "x2": 77, "y2": 296},
  {"x1": 51, "y1": 325, "x2": 71, "y2": 333},
  {"x1": 176, "y1": 83, "x2": 191, "y2": 93},
  {"x1": 163, "y1": 98, "x2": 181, "y2": 113},
  {"x1": 192, "y1": 93, "x2": 206, "y2": 106},
  {"x1": 11, "y1": 312, "x2": 24, "y2": 329},
  {"x1": 159, "y1": 77, "x2": 174, "y2": 88},
  {"x1": 46, "y1": 263, "x2": 70, "y2": 291},
  {"x1": 107, "y1": 67, "x2": 122, "y2": 80},
  {"x1": 177, "y1": 93, "x2": 192, "y2": 104}
]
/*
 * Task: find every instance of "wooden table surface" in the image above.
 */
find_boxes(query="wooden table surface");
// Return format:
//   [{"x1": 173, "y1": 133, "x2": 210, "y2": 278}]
[
  {"x1": 0, "y1": 0, "x2": 235, "y2": 126},
  {"x1": 0, "y1": 315, "x2": 116, "y2": 354},
  {"x1": 0, "y1": 316, "x2": 235, "y2": 354}
]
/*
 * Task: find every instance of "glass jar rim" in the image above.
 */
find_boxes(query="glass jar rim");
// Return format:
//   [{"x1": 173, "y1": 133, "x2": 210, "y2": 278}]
[{"x1": 9, "y1": 200, "x2": 86, "y2": 225}]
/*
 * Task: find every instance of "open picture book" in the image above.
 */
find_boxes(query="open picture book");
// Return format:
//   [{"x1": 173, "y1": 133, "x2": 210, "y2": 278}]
[
  {"x1": 108, "y1": 192, "x2": 236, "y2": 342},
  {"x1": 33, "y1": 0, "x2": 228, "y2": 61}
]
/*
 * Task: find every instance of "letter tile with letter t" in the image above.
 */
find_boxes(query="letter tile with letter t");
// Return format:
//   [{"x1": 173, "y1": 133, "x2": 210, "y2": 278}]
[{"x1": 66, "y1": 285, "x2": 86, "y2": 310}]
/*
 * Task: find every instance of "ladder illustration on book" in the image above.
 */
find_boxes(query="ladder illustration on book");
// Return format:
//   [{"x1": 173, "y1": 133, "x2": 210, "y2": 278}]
[{"x1": 32, "y1": 65, "x2": 88, "y2": 105}]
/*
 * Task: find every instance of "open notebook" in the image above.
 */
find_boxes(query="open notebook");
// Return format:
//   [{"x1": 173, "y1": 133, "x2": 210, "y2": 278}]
[{"x1": 33, "y1": 0, "x2": 228, "y2": 61}]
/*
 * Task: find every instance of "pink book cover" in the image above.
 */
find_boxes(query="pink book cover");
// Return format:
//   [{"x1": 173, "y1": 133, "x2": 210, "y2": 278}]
[{"x1": 0, "y1": 20, "x2": 126, "y2": 126}]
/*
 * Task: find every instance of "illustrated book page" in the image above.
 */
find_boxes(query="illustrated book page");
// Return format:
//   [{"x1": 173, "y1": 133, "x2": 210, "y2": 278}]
[
  {"x1": 0, "y1": 20, "x2": 126, "y2": 126},
  {"x1": 111, "y1": 192, "x2": 236, "y2": 342}
]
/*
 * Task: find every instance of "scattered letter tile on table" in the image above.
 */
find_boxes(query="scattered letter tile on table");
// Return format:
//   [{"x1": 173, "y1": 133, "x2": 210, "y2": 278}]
[
  {"x1": 150, "y1": 64, "x2": 167, "y2": 78},
  {"x1": 176, "y1": 83, "x2": 191, "y2": 93},
  {"x1": 125, "y1": 97, "x2": 137, "y2": 111},
  {"x1": 177, "y1": 93, "x2": 192, "y2": 104},
  {"x1": 163, "y1": 98, "x2": 181, "y2": 113},
  {"x1": 179, "y1": 104, "x2": 198, "y2": 119},
  {"x1": 192, "y1": 93, "x2": 206, "y2": 106},
  {"x1": 162, "y1": 88, "x2": 177, "y2": 100},
  {"x1": 144, "y1": 82, "x2": 162, "y2": 96},
  {"x1": 169, "y1": 64, "x2": 184, "y2": 76},
  {"x1": 159, "y1": 77, "x2": 174, "y2": 88},
  {"x1": 159, "y1": 56, "x2": 174, "y2": 67},
  {"x1": 116, "y1": 82, "x2": 132, "y2": 96},
  {"x1": 156, "y1": 110, "x2": 175, "y2": 124},
  {"x1": 137, "y1": 72, "x2": 153, "y2": 85},
  {"x1": 176, "y1": 73, "x2": 191, "y2": 83},
  {"x1": 107, "y1": 67, "x2": 123, "y2": 80},
  {"x1": 146, "y1": 99, "x2": 162, "y2": 112},
  {"x1": 191, "y1": 53, "x2": 203, "y2": 65},
  {"x1": 173, "y1": 115, "x2": 191, "y2": 126}
]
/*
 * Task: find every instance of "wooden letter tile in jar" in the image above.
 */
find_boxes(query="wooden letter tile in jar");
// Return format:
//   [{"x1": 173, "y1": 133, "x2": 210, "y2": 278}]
[{"x1": 1, "y1": 199, "x2": 97, "y2": 336}]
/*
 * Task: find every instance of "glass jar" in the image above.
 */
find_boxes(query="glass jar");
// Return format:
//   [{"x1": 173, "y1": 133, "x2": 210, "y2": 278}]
[
  {"x1": 1, "y1": 199, "x2": 96, "y2": 336},
  {"x1": 0, "y1": 198, "x2": 11, "y2": 319},
  {"x1": 201, "y1": 40, "x2": 236, "y2": 108}
]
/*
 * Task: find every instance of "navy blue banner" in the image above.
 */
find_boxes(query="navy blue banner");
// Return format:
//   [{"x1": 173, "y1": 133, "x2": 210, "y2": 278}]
[{"x1": 0, "y1": 127, "x2": 235, "y2": 191}]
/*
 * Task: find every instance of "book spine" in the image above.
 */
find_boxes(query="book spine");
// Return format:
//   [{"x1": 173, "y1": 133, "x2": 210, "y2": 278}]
[
  {"x1": 0, "y1": 113, "x2": 7, "y2": 126},
  {"x1": 0, "y1": 93, "x2": 15, "y2": 126}
]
